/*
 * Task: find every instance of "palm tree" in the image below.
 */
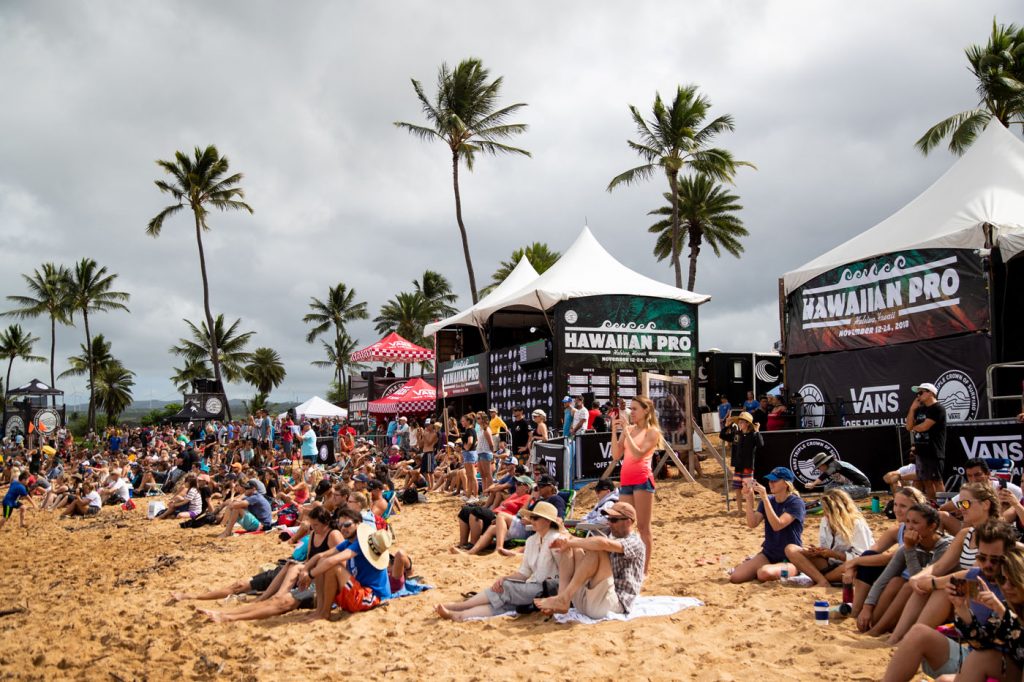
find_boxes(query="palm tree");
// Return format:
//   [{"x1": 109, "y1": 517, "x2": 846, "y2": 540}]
[
  {"x1": 413, "y1": 270, "x2": 459, "y2": 319},
  {"x1": 608, "y1": 85, "x2": 752, "y2": 289},
  {"x1": 170, "y1": 357, "x2": 213, "y2": 394},
  {"x1": 481, "y1": 242, "x2": 560, "y2": 295},
  {"x1": 58, "y1": 334, "x2": 114, "y2": 382},
  {"x1": 647, "y1": 175, "x2": 748, "y2": 291},
  {"x1": 170, "y1": 314, "x2": 255, "y2": 386},
  {"x1": 311, "y1": 332, "x2": 366, "y2": 387},
  {"x1": 303, "y1": 283, "x2": 368, "y2": 344},
  {"x1": 94, "y1": 361, "x2": 135, "y2": 425},
  {"x1": 148, "y1": 145, "x2": 253, "y2": 395},
  {"x1": 0, "y1": 325, "x2": 45, "y2": 395},
  {"x1": 4, "y1": 263, "x2": 72, "y2": 389},
  {"x1": 242, "y1": 347, "x2": 287, "y2": 400},
  {"x1": 917, "y1": 21, "x2": 1024, "y2": 155},
  {"x1": 66, "y1": 258, "x2": 130, "y2": 431},
  {"x1": 395, "y1": 58, "x2": 531, "y2": 304}
]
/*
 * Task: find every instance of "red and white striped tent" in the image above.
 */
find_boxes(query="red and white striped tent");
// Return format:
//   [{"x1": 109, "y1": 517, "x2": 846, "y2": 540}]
[
  {"x1": 367, "y1": 377, "x2": 437, "y2": 415},
  {"x1": 350, "y1": 332, "x2": 434, "y2": 363}
]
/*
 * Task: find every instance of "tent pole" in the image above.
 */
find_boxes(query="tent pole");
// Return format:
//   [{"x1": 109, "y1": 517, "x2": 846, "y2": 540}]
[{"x1": 536, "y1": 293, "x2": 554, "y2": 336}]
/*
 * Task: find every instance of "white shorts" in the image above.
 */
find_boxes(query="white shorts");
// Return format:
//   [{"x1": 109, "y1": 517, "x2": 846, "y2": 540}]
[{"x1": 572, "y1": 575, "x2": 623, "y2": 619}]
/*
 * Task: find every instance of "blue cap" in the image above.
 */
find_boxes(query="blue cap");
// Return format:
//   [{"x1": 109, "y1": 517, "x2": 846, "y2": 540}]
[
  {"x1": 764, "y1": 466, "x2": 795, "y2": 482},
  {"x1": 353, "y1": 474, "x2": 369, "y2": 482},
  {"x1": 562, "y1": 396, "x2": 572, "y2": 403}
]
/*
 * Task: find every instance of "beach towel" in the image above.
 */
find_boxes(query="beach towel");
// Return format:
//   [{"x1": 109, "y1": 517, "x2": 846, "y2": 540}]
[
  {"x1": 391, "y1": 578, "x2": 433, "y2": 599},
  {"x1": 471, "y1": 596, "x2": 702, "y2": 622}
]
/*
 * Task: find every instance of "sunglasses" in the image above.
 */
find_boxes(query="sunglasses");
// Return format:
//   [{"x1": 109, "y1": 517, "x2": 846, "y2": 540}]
[
  {"x1": 977, "y1": 553, "x2": 1004, "y2": 566},
  {"x1": 339, "y1": 521, "x2": 355, "y2": 529},
  {"x1": 955, "y1": 499, "x2": 973, "y2": 510},
  {"x1": 605, "y1": 516, "x2": 629, "y2": 523}
]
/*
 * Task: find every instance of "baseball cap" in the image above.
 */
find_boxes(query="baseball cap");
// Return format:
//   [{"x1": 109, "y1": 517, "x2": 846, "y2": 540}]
[
  {"x1": 562, "y1": 396, "x2": 572, "y2": 403},
  {"x1": 912, "y1": 382, "x2": 938, "y2": 395},
  {"x1": 244, "y1": 479, "x2": 259, "y2": 489},
  {"x1": 764, "y1": 466, "x2": 795, "y2": 482},
  {"x1": 537, "y1": 475, "x2": 558, "y2": 488},
  {"x1": 601, "y1": 501, "x2": 637, "y2": 522},
  {"x1": 514, "y1": 475, "x2": 535, "y2": 488},
  {"x1": 353, "y1": 474, "x2": 370, "y2": 482},
  {"x1": 488, "y1": 407, "x2": 498, "y2": 413}
]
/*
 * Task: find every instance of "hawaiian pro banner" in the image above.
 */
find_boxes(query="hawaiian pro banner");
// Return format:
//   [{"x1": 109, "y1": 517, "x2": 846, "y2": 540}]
[
  {"x1": 786, "y1": 248, "x2": 989, "y2": 355},
  {"x1": 440, "y1": 352, "x2": 488, "y2": 398},
  {"x1": 788, "y1": 333, "x2": 991, "y2": 425},
  {"x1": 554, "y1": 295, "x2": 698, "y2": 400}
]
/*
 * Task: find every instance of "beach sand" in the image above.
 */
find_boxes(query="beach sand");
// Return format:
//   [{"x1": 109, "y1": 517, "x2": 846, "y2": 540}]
[{"x1": 0, "y1": 469, "x2": 896, "y2": 680}]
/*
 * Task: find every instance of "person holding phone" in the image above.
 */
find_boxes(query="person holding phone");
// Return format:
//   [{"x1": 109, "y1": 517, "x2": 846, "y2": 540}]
[
  {"x1": 881, "y1": 546, "x2": 1024, "y2": 681},
  {"x1": 610, "y1": 395, "x2": 662, "y2": 575},
  {"x1": 729, "y1": 467, "x2": 805, "y2": 584}
]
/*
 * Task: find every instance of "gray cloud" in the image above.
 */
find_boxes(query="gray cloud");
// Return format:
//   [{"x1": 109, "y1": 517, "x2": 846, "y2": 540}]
[{"x1": 0, "y1": 0, "x2": 1017, "y2": 404}]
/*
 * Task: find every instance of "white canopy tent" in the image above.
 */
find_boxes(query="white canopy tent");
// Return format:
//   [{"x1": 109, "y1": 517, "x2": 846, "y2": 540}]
[
  {"x1": 426, "y1": 227, "x2": 710, "y2": 336},
  {"x1": 423, "y1": 257, "x2": 539, "y2": 336},
  {"x1": 279, "y1": 396, "x2": 347, "y2": 420},
  {"x1": 784, "y1": 122, "x2": 1024, "y2": 294}
]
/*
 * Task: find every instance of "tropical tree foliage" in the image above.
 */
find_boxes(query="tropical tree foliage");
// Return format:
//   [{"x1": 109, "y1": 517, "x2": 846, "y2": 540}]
[
  {"x1": 170, "y1": 357, "x2": 213, "y2": 394},
  {"x1": 0, "y1": 324, "x2": 45, "y2": 396},
  {"x1": 170, "y1": 315, "x2": 254, "y2": 385},
  {"x1": 395, "y1": 58, "x2": 531, "y2": 304},
  {"x1": 481, "y1": 242, "x2": 560, "y2": 296},
  {"x1": 4, "y1": 263, "x2": 72, "y2": 387},
  {"x1": 59, "y1": 334, "x2": 114, "y2": 381},
  {"x1": 243, "y1": 346, "x2": 286, "y2": 402},
  {"x1": 917, "y1": 21, "x2": 1024, "y2": 155},
  {"x1": 326, "y1": 379, "x2": 347, "y2": 405},
  {"x1": 608, "y1": 85, "x2": 752, "y2": 289},
  {"x1": 149, "y1": 145, "x2": 253, "y2": 395},
  {"x1": 94, "y1": 361, "x2": 135, "y2": 425},
  {"x1": 66, "y1": 258, "x2": 130, "y2": 431},
  {"x1": 374, "y1": 292, "x2": 432, "y2": 345},
  {"x1": 647, "y1": 175, "x2": 748, "y2": 290},
  {"x1": 413, "y1": 270, "x2": 459, "y2": 320},
  {"x1": 311, "y1": 331, "x2": 366, "y2": 387},
  {"x1": 303, "y1": 282, "x2": 368, "y2": 344}
]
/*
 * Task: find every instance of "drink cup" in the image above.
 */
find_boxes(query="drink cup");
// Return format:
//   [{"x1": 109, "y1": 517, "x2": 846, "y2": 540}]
[{"x1": 814, "y1": 600, "x2": 829, "y2": 625}]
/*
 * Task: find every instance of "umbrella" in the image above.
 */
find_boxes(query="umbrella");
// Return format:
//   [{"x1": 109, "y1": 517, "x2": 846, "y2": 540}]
[{"x1": 350, "y1": 332, "x2": 434, "y2": 364}]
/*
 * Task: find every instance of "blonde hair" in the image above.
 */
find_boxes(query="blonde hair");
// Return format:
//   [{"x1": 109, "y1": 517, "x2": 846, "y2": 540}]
[
  {"x1": 350, "y1": 491, "x2": 370, "y2": 510},
  {"x1": 820, "y1": 489, "x2": 864, "y2": 545},
  {"x1": 961, "y1": 482, "x2": 1000, "y2": 520},
  {"x1": 1000, "y1": 549, "x2": 1024, "y2": 613},
  {"x1": 308, "y1": 468, "x2": 324, "y2": 489},
  {"x1": 630, "y1": 395, "x2": 660, "y2": 431},
  {"x1": 895, "y1": 486, "x2": 927, "y2": 506}
]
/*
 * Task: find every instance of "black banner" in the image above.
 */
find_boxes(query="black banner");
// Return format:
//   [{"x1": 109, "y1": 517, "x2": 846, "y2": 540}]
[
  {"x1": 440, "y1": 352, "x2": 488, "y2": 397},
  {"x1": 786, "y1": 248, "x2": 990, "y2": 355},
  {"x1": 315, "y1": 436, "x2": 336, "y2": 465},
  {"x1": 535, "y1": 441, "x2": 570, "y2": 489},
  {"x1": 944, "y1": 420, "x2": 1024, "y2": 477},
  {"x1": 787, "y1": 332, "x2": 991, "y2": 426},
  {"x1": 754, "y1": 424, "x2": 904, "y2": 490},
  {"x1": 488, "y1": 344, "x2": 555, "y2": 420},
  {"x1": 575, "y1": 432, "x2": 618, "y2": 480}
]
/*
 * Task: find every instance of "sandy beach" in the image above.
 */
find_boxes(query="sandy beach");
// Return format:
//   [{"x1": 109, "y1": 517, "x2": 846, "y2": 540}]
[{"x1": 0, "y1": 466, "x2": 896, "y2": 681}]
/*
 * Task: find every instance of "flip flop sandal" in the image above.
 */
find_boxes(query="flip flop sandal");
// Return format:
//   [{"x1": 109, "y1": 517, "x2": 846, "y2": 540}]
[{"x1": 461, "y1": 591, "x2": 477, "y2": 599}]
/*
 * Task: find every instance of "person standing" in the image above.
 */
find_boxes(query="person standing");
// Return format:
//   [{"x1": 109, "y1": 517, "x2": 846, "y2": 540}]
[
  {"x1": 905, "y1": 382, "x2": 947, "y2": 501},
  {"x1": 299, "y1": 422, "x2": 317, "y2": 461},
  {"x1": 510, "y1": 407, "x2": 531, "y2": 459},
  {"x1": 281, "y1": 416, "x2": 295, "y2": 456},
  {"x1": 610, "y1": 394, "x2": 662, "y2": 575},
  {"x1": 742, "y1": 390, "x2": 760, "y2": 413},
  {"x1": 395, "y1": 417, "x2": 411, "y2": 452},
  {"x1": 561, "y1": 396, "x2": 573, "y2": 441},
  {"x1": 717, "y1": 394, "x2": 732, "y2": 426}
]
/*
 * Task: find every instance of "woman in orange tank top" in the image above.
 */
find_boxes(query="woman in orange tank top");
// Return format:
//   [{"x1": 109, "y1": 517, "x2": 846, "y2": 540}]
[{"x1": 610, "y1": 395, "x2": 662, "y2": 574}]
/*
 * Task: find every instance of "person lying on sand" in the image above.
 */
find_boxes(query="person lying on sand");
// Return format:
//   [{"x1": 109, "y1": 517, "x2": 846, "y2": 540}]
[
  {"x1": 534, "y1": 501, "x2": 646, "y2": 618},
  {"x1": 436, "y1": 502, "x2": 561, "y2": 621}
]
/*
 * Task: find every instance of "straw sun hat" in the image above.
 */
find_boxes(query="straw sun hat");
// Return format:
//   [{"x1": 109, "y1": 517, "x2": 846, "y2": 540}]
[
  {"x1": 520, "y1": 501, "x2": 562, "y2": 528},
  {"x1": 356, "y1": 523, "x2": 394, "y2": 570}
]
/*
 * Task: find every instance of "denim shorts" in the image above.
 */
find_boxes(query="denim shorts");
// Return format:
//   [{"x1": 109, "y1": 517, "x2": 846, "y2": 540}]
[
  {"x1": 462, "y1": 450, "x2": 479, "y2": 464},
  {"x1": 477, "y1": 451, "x2": 494, "y2": 462},
  {"x1": 619, "y1": 479, "x2": 655, "y2": 495}
]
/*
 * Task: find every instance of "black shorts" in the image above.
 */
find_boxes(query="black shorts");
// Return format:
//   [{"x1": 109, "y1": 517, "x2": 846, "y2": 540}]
[
  {"x1": 419, "y1": 451, "x2": 436, "y2": 474},
  {"x1": 249, "y1": 565, "x2": 283, "y2": 593},
  {"x1": 469, "y1": 506, "x2": 497, "y2": 528},
  {"x1": 915, "y1": 453, "x2": 943, "y2": 482}
]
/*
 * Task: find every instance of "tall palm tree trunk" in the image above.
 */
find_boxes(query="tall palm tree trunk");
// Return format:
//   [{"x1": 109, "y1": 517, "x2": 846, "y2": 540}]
[
  {"x1": 5, "y1": 357, "x2": 13, "y2": 399},
  {"x1": 192, "y1": 211, "x2": 231, "y2": 420},
  {"x1": 451, "y1": 152, "x2": 479, "y2": 304},
  {"x1": 667, "y1": 171, "x2": 683, "y2": 289},
  {"x1": 83, "y1": 310, "x2": 95, "y2": 431},
  {"x1": 49, "y1": 315, "x2": 56, "y2": 403},
  {"x1": 687, "y1": 232, "x2": 702, "y2": 292}
]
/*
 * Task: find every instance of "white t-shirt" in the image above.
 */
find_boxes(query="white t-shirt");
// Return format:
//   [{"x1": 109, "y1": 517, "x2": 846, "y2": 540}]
[
  {"x1": 571, "y1": 406, "x2": 588, "y2": 433},
  {"x1": 952, "y1": 477, "x2": 1023, "y2": 504},
  {"x1": 107, "y1": 477, "x2": 130, "y2": 502},
  {"x1": 896, "y1": 463, "x2": 916, "y2": 477},
  {"x1": 85, "y1": 490, "x2": 102, "y2": 509}
]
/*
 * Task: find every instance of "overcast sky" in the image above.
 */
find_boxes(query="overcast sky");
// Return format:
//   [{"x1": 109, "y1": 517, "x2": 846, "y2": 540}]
[{"x1": 0, "y1": 1, "x2": 1017, "y2": 406}]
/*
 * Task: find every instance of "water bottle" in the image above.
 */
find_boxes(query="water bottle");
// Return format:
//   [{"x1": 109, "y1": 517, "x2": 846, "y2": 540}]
[
  {"x1": 870, "y1": 496, "x2": 881, "y2": 513},
  {"x1": 829, "y1": 603, "x2": 853, "y2": 618},
  {"x1": 814, "y1": 600, "x2": 829, "y2": 625},
  {"x1": 842, "y1": 582, "x2": 854, "y2": 604}
]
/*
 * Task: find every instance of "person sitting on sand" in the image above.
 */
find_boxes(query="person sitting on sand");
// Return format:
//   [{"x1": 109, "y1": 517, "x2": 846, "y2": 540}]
[
  {"x1": 154, "y1": 474, "x2": 204, "y2": 520},
  {"x1": 193, "y1": 506, "x2": 344, "y2": 622},
  {"x1": 534, "y1": 501, "x2": 646, "y2": 618},
  {"x1": 216, "y1": 479, "x2": 274, "y2": 537},
  {"x1": 61, "y1": 481, "x2": 102, "y2": 518},
  {"x1": 98, "y1": 468, "x2": 131, "y2": 506},
  {"x1": 881, "y1": 544, "x2": 1024, "y2": 682},
  {"x1": 883, "y1": 449, "x2": 918, "y2": 496},
  {"x1": 452, "y1": 476, "x2": 534, "y2": 555},
  {"x1": 1, "y1": 471, "x2": 35, "y2": 529},
  {"x1": 301, "y1": 508, "x2": 393, "y2": 620},
  {"x1": 783, "y1": 489, "x2": 874, "y2": 587},
  {"x1": 436, "y1": 501, "x2": 562, "y2": 621},
  {"x1": 729, "y1": 467, "x2": 805, "y2": 584},
  {"x1": 564, "y1": 478, "x2": 619, "y2": 531},
  {"x1": 862, "y1": 503, "x2": 952, "y2": 638}
]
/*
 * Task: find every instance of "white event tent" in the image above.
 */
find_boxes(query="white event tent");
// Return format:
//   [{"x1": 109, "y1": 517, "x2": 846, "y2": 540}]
[
  {"x1": 425, "y1": 226, "x2": 710, "y2": 336},
  {"x1": 784, "y1": 122, "x2": 1024, "y2": 294},
  {"x1": 279, "y1": 396, "x2": 347, "y2": 420},
  {"x1": 423, "y1": 257, "x2": 539, "y2": 336}
]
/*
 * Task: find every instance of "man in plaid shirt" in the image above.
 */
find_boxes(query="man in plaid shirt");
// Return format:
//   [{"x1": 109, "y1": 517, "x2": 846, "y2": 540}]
[{"x1": 534, "y1": 501, "x2": 646, "y2": 618}]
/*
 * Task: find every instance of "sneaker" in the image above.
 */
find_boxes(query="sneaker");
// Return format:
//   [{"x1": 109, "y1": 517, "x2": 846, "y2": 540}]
[{"x1": 783, "y1": 573, "x2": 815, "y2": 587}]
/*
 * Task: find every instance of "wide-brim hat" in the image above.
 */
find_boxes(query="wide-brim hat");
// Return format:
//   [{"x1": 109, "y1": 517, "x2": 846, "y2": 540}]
[
  {"x1": 356, "y1": 523, "x2": 393, "y2": 570},
  {"x1": 520, "y1": 500, "x2": 563, "y2": 528},
  {"x1": 736, "y1": 412, "x2": 754, "y2": 425},
  {"x1": 811, "y1": 452, "x2": 836, "y2": 468}
]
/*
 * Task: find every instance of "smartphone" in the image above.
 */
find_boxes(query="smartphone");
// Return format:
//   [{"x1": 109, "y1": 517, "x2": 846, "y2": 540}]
[{"x1": 999, "y1": 479, "x2": 1008, "y2": 490}]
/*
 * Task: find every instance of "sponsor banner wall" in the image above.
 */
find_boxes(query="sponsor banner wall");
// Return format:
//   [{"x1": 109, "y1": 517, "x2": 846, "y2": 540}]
[
  {"x1": 788, "y1": 333, "x2": 991, "y2": 426},
  {"x1": 786, "y1": 248, "x2": 990, "y2": 355},
  {"x1": 535, "y1": 441, "x2": 571, "y2": 489},
  {"x1": 554, "y1": 295, "x2": 698, "y2": 410},
  {"x1": 487, "y1": 343, "x2": 555, "y2": 420},
  {"x1": 440, "y1": 352, "x2": 488, "y2": 397},
  {"x1": 944, "y1": 420, "x2": 1024, "y2": 477},
  {"x1": 575, "y1": 432, "x2": 618, "y2": 480}
]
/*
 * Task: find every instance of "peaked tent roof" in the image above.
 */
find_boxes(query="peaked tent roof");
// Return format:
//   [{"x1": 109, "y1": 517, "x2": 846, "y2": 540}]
[
  {"x1": 784, "y1": 122, "x2": 1024, "y2": 294},
  {"x1": 431, "y1": 227, "x2": 710, "y2": 334},
  {"x1": 367, "y1": 377, "x2": 436, "y2": 414},
  {"x1": 350, "y1": 332, "x2": 434, "y2": 363},
  {"x1": 7, "y1": 379, "x2": 63, "y2": 396},
  {"x1": 424, "y1": 257, "x2": 540, "y2": 336},
  {"x1": 285, "y1": 396, "x2": 347, "y2": 419}
]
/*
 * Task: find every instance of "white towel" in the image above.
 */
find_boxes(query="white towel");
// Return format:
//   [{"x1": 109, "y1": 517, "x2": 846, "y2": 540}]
[{"x1": 553, "y1": 596, "x2": 703, "y2": 624}]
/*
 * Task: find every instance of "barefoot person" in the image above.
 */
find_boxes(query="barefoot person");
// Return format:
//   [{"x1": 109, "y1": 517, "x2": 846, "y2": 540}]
[
  {"x1": 610, "y1": 394, "x2": 661, "y2": 574},
  {"x1": 216, "y1": 479, "x2": 274, "y2": 538},
  {"x1": 1, "y1": 471, "x2": 35, "y2": 529},
  {"x1": 784, "y1": 489, "x2": 874, "y2": 587},
  {"x1": 730, "y1": 467, "x2": 805, "y2": 583},
  {"x1": 534, "y1": 501, "x2": 646, "y2": 618}
]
